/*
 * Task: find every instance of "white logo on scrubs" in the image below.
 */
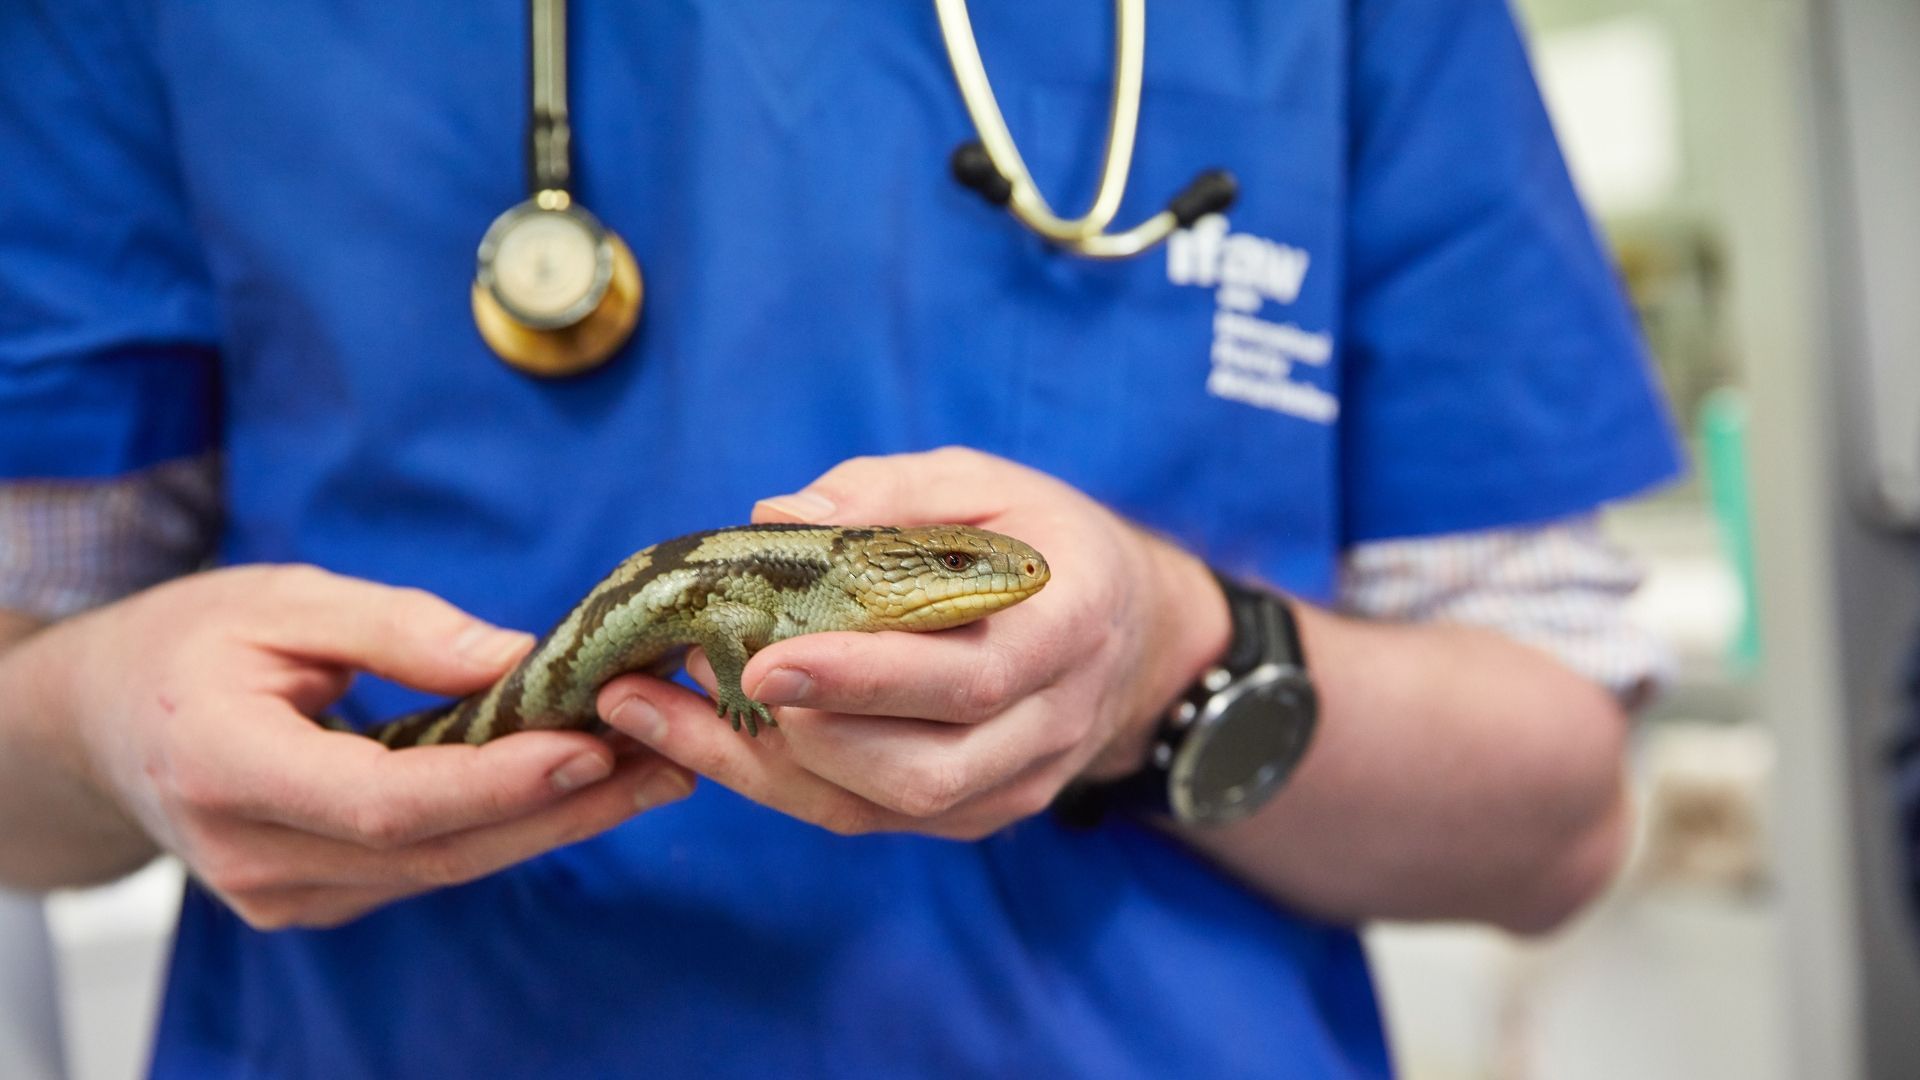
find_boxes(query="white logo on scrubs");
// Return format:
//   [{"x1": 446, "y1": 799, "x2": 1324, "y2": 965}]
[{"x1": 1167, "y1": 215, "x2": 1338, "y2": 424}]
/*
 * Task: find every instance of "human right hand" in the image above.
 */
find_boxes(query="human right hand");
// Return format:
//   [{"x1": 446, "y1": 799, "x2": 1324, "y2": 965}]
[{"x1": 9, "y1": 565, "x2": 692, "y2": 929}]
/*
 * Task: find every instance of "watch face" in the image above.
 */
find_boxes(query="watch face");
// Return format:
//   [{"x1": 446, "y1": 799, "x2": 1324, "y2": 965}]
[
  {"x1": 477, "y1": 202, "x2": 613, "y2": 329},
  {"x1": 1170, "y1": 667, "x2": 1316, "y2": 825}
]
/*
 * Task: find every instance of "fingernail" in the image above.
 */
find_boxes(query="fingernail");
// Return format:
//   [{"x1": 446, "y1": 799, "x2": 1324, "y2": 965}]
[
  {"x1": 548, "y1": 752, "x2": 612, "y2": 794},
  {"x1": 633, "y1": 764, "x2": 695, "y2": 807},
  {"x1": 609, "y1": 695, "x2": 669, "y2": 746},
  {"x1": 634, "y1": 768, "x2": 695, "y2": 812},
  {"x1": 754, "y1": 490, "x2": 837, "y2": 522},
  {"x1": 753, "y1": 667, "x2": 812, "y2": 706},
  {"x1": 456, "y1": 623, "x2": 530, "y2": 667}
]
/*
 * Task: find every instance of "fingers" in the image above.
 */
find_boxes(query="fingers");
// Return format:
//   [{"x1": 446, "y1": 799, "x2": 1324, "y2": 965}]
[
  {"x1": 222, "y1": 883, "x2": 407, "y2": 931},
  {"x1": 185, "y1": 700, "x2": 628, "y2": 848},
  {"x1": 238, "y1": 565, "x2": 533, "y2": 696},
  {"x1": 752, "y1": 446, "x2": 1048, "y2": 526},
  {"x1": 773, "y1": 707, "x2": 1082, "y2": 825},
  {"x1": 722, "y1": 626, "x2": 1058, "y2": 725},
  {"x1": 407, "y1": 754, "x2": 691, "y2": 880},
  {"x1": 94, "y1": 563, "x2": 705, "y2": 930},
  {"x1": 599, "y1": 674, "x2": 1087, "y2": 840},
  {"x1": 179, "y1": 567, "x2": 604, "y2": 845},
  {"x1": 199, "y1": 754, "x2": 693, "y2": 930},
  {"x1": 596, "y1": 675, "x2": 914, "y2": 837}
]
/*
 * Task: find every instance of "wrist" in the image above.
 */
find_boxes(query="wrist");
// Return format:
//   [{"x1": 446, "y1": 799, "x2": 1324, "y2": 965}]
[
  {"x1": 1085, "y1": 535, "x2": 1232, "y2": 781},
  {"x1": 0, "y1": 614, "x2": 159, "y2": 887},
  {"x1": 4, "y1": 610, "x2": 126, "y2": 804},
  {"x1": 0, "y1": 617, "x2": 66, "y2": 758},
  {"x1": 1062, "y1": 557, "x2": 1320, "y2": 829},
  {"x1": 1154, "y1": 541, "x2": 1235, "y2": 714}
]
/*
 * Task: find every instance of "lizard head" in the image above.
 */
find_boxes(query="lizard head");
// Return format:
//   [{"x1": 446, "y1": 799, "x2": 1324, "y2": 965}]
[{"x1": 841, "y1": 525, "x2": 1050, "y2": 631}]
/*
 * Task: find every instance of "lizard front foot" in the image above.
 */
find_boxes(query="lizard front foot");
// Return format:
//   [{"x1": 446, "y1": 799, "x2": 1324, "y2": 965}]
[{"x1": 714, "y1": 691, "x2": 777, "y2": 737}]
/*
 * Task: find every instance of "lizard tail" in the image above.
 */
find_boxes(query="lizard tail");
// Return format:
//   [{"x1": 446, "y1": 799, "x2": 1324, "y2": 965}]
[{"x1": 320, "y1": 702, "x2": 460, "y2": 749}]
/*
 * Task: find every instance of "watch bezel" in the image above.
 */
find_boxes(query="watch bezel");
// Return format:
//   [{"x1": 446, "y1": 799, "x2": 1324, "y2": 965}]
[{"x1": 1166, "y1": 660, "x2": 1317, "y2": 826}]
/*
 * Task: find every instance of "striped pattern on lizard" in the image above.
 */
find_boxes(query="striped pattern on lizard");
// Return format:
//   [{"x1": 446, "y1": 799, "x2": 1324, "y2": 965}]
[{"x1": 351, "y1": 524, "x2": 1050, "y2": 747}]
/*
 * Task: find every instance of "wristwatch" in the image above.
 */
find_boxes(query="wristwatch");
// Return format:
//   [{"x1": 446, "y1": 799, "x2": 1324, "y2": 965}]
[{"x1": 1055, "y1": 572, "x2": 1318, "y2": 828}]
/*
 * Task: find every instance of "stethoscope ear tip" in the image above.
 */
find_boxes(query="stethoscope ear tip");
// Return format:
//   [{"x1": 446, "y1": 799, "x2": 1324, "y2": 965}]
[
  {"x1": 1168, "y1": 169, "x2": 1239, "y2": 228},
  {"x1": 950, "y1": 141, "x2": 1014, "y2": 206}
]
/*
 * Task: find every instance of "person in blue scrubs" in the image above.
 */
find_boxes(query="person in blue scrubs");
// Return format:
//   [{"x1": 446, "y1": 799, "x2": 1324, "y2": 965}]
[{"x1": 0, "y1": 1, "x2": 1679, "y2": 1075}]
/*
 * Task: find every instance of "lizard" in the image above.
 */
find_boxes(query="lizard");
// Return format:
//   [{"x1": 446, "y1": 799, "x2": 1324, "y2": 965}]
[{"x1": 347, "y1": 524, "x2": 1050, "y2": 748}]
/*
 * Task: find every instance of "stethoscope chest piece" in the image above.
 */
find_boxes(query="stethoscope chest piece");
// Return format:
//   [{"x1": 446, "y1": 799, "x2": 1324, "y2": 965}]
[{"x1": 473, "y1": 191, "x2": 642, "y2": 377}]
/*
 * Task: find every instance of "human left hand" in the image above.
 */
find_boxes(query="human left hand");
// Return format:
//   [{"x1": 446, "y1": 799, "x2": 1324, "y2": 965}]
[{"x1": 597, "y1": 447, "x2": 1230, "y2": 839}]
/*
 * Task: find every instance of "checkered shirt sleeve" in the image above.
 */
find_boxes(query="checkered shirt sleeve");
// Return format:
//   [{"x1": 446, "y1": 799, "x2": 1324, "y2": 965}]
[{"x1": 0, "y1": 456, "x2": 221, "y2": 620}]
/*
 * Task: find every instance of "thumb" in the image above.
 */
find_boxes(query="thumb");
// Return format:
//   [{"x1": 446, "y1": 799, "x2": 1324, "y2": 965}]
[
  {"x1": 243, "y1": 565, "x2": 533, "y2": 696},
  {"x1": 752, "y1": 446, "x2": 1024, "y2": 526}
]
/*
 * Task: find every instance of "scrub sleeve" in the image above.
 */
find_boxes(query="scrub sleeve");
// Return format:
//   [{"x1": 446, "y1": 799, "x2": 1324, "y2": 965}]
[
  {"x1": 0, "y1": 0, "x2": 221, "y2": 480},
  {"x1": 1340, "y1": 0, "x2": 1682, "y2": 542}
]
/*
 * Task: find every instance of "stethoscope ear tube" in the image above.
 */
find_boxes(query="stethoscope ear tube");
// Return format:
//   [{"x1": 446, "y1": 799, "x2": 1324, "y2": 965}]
[{"x1": 937, "y1": 0, "x2": 1239, "y2": 258}]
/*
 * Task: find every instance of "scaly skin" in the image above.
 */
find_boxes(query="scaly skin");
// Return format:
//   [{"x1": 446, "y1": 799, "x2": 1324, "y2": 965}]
[{"x1": 354, "y1": 525, "x2": 1050, "y2": 747}]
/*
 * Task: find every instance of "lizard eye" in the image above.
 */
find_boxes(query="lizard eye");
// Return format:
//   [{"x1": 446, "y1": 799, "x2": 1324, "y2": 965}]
[{"x1": 940, "y1": 551, "x2": 975, "y2": 572}]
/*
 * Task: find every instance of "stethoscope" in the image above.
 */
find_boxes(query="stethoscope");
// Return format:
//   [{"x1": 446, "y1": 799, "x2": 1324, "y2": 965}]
[
  {"x1": 472, "y1": 0, "x2": 642, "y2": 377},
  {"x1": 473, "y1": 0, "x2": 1239, "y2": 377}
]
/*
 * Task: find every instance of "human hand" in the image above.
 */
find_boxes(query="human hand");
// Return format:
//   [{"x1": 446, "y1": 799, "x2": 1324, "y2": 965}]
[
  {"x1": 20, "y1": 565, "x2": 692, "y2": 928},
  {"x1": 597, "y1": 447, "x2": 1229, "y2": 839}
]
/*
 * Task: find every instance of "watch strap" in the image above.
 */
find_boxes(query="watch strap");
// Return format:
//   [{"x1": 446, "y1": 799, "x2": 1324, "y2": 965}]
[{"x1": 1216, "y1": 571, "x2": 1305, "y2": 676}]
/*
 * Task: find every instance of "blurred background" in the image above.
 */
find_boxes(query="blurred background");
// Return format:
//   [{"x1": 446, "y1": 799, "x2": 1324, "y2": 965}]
[
  {"x1": 1366, "y1": 0, "x2": 1920, "y2": 1076},
  {"x1": 7, "y1": 0, "x2": 1919, "y2": 1077}
]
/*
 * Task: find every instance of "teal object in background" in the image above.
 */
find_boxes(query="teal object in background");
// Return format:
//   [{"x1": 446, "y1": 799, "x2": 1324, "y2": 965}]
[{"x1": 1702, "y1": 388, "x2": 1762, "y2": 674}]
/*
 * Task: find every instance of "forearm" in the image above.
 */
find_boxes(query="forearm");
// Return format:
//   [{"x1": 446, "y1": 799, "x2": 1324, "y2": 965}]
[
  {"x1": 1136, "y1": 545, "x2": 1632, "y2": 934},
  {"x1": 1173, "y1": 598, "x2": 1631, "y2": 934},
  {"x1": 0, "y1": 609, "x2": 160, "y2": 890}
]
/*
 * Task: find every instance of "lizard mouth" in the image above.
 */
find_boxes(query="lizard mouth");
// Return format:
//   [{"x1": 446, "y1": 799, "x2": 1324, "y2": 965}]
[{"x1": 894, "y1": 563, "x2": 1051, "y2": 631}]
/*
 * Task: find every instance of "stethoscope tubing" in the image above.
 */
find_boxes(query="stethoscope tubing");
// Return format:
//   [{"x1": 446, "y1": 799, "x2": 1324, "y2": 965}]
[
  {"x1": 935, "y1": 0, "x2": 1235, "y2": 259},
  {"x1": 934, "y1": 0, "x2": 1143, "y2": 242},
  {"x1": 530, "y1": 0, "x2": 572, "y2": 195}
]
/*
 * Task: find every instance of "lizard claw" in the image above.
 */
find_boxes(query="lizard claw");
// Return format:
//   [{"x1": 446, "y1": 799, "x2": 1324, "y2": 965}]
[{"x1": 716, "y1": 694, "x2": 775, "y2": 737}]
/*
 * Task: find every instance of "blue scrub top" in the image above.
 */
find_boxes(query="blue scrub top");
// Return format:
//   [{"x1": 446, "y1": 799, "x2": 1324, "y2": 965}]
[{"x1": 2, "y1": 1, "x2": 1679, "y2": 1076}]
